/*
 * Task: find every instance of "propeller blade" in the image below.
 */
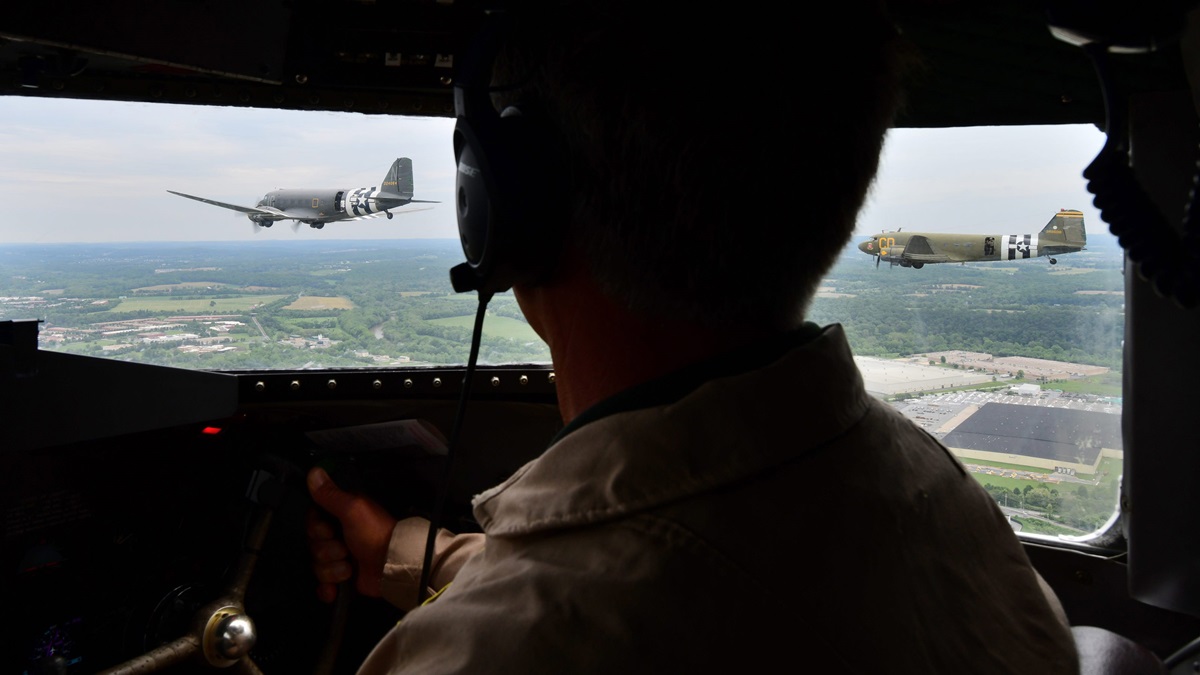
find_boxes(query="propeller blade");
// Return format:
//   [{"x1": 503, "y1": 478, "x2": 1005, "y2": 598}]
[
  {"x1": 291, "y1": 221, "x2": 302, "y2": 233},
  {"x1": 876, "y1": 255, "x2": 880, "y2": 268}
]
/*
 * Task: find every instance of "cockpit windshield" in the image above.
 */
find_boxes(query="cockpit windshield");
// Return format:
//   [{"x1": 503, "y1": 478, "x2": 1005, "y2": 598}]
[
  {"x1": 1, "y1": 97, "x2": 551, "y2": 368},
  {"x1": 817, "y1": 123, "x2": 1122, "y2": 541},
  {"x1": 1, "y1": 99, "x2": 1121, "y2": 539}
]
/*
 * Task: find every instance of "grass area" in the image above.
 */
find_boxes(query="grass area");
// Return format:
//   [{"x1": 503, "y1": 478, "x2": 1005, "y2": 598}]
[
  {"x1": 1051, "y1": 372, "x2": 1123, "y2": 397},
  {"x1": 969, "y1": 456, "x2": 1119, "y2": 499},
  {"x1": 1011, "y1": 517, "x2": 1082, "y2": 536},
  {"x1": 960, "y1": 458, "x2": 1052, "y2": 473},
  {"x1": 891, "y1": 383, "x2": 1011, "y2": 399},
  {"x1": 430, "y1": 314, "x2": 542, "y2": 341},
  {"x1": 133, "y1": 281, "x2": 226, "y2": 292},
  {"x1": 970, "y1": 473, "x2": 1061, "y2": 492},
  {"x1": 286, "y1": 317, "x2": 340, "y2": 328},
  {"x1": 1093, "y1": 457, "x2": 1121, "y2": 488},
  {"x1": 113, "y1": 295, "x2": 287, "y2": 312},
  {"x1": 284, "y1": 296, "x2": 355, "y2": 310}
]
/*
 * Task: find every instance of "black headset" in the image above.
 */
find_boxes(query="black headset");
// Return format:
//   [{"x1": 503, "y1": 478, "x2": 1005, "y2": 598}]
[{"x1": 449, "y1": 10, "x2": 567, "y2": 296}]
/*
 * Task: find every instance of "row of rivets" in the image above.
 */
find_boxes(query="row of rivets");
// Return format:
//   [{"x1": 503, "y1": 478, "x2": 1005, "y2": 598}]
[{"x1": 252, "y1": 372, "x2": 556, "y2": 392}]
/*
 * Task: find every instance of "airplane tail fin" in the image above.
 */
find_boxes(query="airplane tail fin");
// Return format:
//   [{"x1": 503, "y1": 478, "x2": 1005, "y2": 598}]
[
  {"x1": 1040, "y1": 209, "x2": 1086, "y2": 246},
  {"x1": 380, "y1": 158, "x2": 415, "y2": 200}
]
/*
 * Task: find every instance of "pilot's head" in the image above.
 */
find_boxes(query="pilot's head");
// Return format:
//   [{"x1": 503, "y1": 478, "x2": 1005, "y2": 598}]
[{"x1": 492, "y1": 1, "x2": 907, "y2": 331}]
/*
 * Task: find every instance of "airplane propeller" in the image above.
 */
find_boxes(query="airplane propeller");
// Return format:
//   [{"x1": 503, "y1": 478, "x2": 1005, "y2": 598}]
[
  {"x1": 291, "y1": 221, "x2": 302, "y2": 233},
  {"x1": 245, "y1": 213, "x2": 263, "y2": 235}
]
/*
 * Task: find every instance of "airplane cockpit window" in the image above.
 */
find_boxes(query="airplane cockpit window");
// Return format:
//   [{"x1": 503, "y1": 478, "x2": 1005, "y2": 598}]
[
  {"x1": 0, "y1": 97, "x2": 552, "y2": 370},
  {"x1": 2, "y1": 98, "x2": 1122, "y2": 541},
  {"x1": 810, "y1": 122, "x2": 1123, "y2": 541}
]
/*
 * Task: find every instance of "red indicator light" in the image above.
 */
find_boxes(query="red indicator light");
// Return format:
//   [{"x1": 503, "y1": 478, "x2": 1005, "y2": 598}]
[{"x1": 201, "y1": 426, "x2": 223, "y2": 435}]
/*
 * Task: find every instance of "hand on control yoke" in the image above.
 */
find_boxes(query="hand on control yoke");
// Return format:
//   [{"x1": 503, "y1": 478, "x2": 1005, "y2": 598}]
[{"x1": 306, "y1": 467, "x2": 398, "y2": 603}]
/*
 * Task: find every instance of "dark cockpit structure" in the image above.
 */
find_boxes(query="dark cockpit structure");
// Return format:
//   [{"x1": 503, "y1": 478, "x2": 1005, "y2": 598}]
[{"x1": 3, "y1": 2, "x2": 1200, "y2": 673}]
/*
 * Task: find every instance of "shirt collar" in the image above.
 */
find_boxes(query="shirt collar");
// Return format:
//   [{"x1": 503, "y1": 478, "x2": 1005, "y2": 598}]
[
  {"x1": 552, "y1": 322, "x2": 826, "y2": 444},
  {"x1": 473, "y1": 323, "x2": 873, "y2": 536}
]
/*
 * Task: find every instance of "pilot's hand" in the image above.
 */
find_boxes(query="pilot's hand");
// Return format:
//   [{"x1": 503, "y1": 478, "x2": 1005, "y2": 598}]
[{"x1": 306, "y1": 467, "x2": 397, "y2": 603}]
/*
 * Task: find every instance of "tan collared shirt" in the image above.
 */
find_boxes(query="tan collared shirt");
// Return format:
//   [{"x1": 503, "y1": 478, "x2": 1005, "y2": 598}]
[{"x1": 362, "y1": 324, "x2": 1077, "y2": 673}]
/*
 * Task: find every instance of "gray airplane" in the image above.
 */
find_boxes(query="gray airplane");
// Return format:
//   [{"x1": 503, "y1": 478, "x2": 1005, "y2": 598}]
[{"x1": 168, "y1": 157, "x2": 436, "y2": 229}]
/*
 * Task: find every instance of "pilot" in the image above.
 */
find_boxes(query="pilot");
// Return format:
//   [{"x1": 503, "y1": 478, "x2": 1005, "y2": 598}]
[{"x1": 307, "y1": 1, "x2": 1079, "y2": 671}]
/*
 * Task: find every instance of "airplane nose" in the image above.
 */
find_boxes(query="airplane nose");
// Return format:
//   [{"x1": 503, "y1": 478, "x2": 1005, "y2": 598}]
[{"x1": 858, "y1": 240, "x2": 872, "y2": 253}]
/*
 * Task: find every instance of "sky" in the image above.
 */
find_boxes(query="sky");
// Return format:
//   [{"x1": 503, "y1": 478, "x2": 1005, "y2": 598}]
[{"x1": 0, "y1": 95, "x2": 1114, "y2": 246}]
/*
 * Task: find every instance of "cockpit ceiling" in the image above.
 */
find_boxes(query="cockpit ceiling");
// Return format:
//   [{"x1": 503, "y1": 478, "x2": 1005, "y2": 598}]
[{"x1": 0, "y1": 2, "x2": 1192, "y2": 128}]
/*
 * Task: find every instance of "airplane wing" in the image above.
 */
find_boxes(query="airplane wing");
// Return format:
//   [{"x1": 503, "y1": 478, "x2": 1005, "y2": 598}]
[
  {"x1": 902, "y1": 235, "x2": 952, "y2": 263},
  {"x1": 166, "y1": 190, "x2": 290, "y2": 220}
]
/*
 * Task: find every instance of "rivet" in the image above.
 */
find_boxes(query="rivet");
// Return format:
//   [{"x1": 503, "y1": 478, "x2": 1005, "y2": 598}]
[
  {"x1": 519, "y1": 375, "x2": 529, "y2": 386},
  {"x1": 295, "y1": 74, "x2": 308, "y2": 84},
  {"x1": 432, "y1": 377, "x2": 442, "y2": 388},
  {"x1": 548, "y1": 372, "x2": 556, "y2": 384},
  {"x1": 290, "y1": 380, "x2": 300, "y2": 391},
  {"x1": 491, "y1": 376, "x2": 500, "y2": 387},
  {"x1": 254, "y1": 381, "x2": 265, "y2": 392},
  {"x1": 404, "y1": 378, "x2": 413, "y2": 388},
  {"x1": 373, "y1": 379, "x2": 382, "y2": 390},
  {"x1": 185, "y1": 88, "x2": 196, "y2": 98},
  {"x1": 327, "y1": 379, "x2": 337, "y2": 390}
]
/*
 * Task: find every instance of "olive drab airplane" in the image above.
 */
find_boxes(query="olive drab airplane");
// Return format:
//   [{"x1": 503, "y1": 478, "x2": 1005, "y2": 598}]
[
  {"x1": 168, "y1": 157, "x2": 437, "y2": 230},
  {"x1": 858, "y1": 209, "x2": 1087, "y2": 268}
]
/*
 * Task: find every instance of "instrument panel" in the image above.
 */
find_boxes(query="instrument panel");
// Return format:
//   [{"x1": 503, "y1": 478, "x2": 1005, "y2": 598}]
[{"x1": 3, "y1": 351, "x2": 560, "y2": 674}]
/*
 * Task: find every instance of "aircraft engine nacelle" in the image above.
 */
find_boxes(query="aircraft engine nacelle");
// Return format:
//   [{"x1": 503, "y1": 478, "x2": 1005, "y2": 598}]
[{"x1": 249, "y1": 215, "x2": 273, "y2": 228}]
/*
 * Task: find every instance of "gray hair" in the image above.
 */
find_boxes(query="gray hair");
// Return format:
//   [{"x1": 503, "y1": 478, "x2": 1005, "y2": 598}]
[{"x1": 496, "y1": 1, "x2": 908, "y2": 330}]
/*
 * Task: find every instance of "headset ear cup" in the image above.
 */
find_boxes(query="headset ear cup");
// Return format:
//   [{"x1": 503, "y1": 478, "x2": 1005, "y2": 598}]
[
  {"x1": 453, "y1": 120, "x2": 494, "y2": 270},
  {"x1": 452, "y1": 102, "x2": 567, "y2": 294}
]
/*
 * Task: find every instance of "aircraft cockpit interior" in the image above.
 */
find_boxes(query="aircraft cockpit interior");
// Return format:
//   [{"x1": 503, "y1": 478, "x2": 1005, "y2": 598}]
[{"x1": 3, "y1": 1, "x2": 1200, "y2": 673}]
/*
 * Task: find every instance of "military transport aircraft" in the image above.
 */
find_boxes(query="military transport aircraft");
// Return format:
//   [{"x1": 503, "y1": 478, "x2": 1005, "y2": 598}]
[
  {"x1": 858, "y1": 209, "x2": 1087, "y2": 268},
  {"x1": 168, "y1": 157, "x2": 437, "y2": 230}
]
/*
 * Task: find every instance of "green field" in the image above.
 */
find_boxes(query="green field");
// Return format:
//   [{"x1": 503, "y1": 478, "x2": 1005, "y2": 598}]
[
  {"x1": 113, "y1": 295, "x2": 288, "y2": 312},
  {"x1": 133, "y1": 281, "x2": 227, "y2": 292},
  {"x1": 285, "y1": 296, "x2": 354, "y2": 310},
  {"x1": 286, "y1": 317, "x2": 340, "y2": 328},
  {"x1": 1011, "y1": 517, "x2": 1082, "y2": 536},
  {"x1": 1051, "y1": 372, "x2": 1123, "y2": 397},
  {"x1": 430, "y1": 314, "x2": 542, "y2": 341}
]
